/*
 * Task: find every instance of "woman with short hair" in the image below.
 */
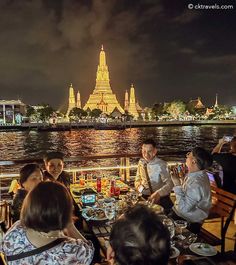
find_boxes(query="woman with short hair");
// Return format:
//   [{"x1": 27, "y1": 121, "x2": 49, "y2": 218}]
[
  {"x1": 12, "y1": 163, "x2": 43, "y2": 223},
  {"x1": 1, "y1": 181, "x2": 94, "y2": 264}
]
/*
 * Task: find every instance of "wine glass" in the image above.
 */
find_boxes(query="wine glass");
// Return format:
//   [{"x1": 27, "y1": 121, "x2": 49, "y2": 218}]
[
  {"x1": 182, "y1": 233, "x2": 198, "y2": 249},
  {"x1": 104, "y1": 201, "x2": 116, "y2": 225},
  {"x1": 162, "y1": 218, "x2": 175, "y2": 246},
  {"x1": 174, "y1": 220, "x2": 188, "y2": 240},
  {"x1": 130, "y1": 191, "x2": 139, "y2": 205}
]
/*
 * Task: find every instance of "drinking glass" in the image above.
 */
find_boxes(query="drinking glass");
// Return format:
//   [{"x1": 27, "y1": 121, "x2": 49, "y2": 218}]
[
  {"x1": 79, "y1": 175, "x2": 85, "y2": 186},
  {"x1": 87, "y1": 173, "x2": 93, "y2": 186},
  {"x1": 174, "y1": 220, "x2": 188, "y2": 240},
  {"x1": 130, "y1": 191, "x2": 139, "y2": 205},
  {"x1": 182, "y1": 233, "x2": 198, "y2": 249},
  {"x1": 162, "y1": 218, "x2": 175, "y2": 247},
  {"x1": 163, "y1": 218, "x2": 175, "y2": 239},
  {"x1": 114, "y1": 186, "x2": 120, "y2": 196},
  {"x1": 104, "y1": 201, "x2": 116, "y2": 225}
]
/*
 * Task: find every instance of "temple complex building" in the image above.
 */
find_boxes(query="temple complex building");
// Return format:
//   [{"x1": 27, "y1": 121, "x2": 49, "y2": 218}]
[
  {"x1": 189, "y1": 97, "x2": 205, "y2": 110},
  {"x1": 83, "y1": 46, "x2": 124, "y2": 114},
  {"x1": 136, "y1": 101, "x2": 143, "y2": 115}
]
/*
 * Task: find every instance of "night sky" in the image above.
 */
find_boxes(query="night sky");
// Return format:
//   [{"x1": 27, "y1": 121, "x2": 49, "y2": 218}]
[{"x1": 0, "y1": 0, "x2": 236, "y2": 111}]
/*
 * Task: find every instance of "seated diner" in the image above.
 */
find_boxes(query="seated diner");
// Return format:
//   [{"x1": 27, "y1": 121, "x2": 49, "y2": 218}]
[
  {"x1": 107, "y1": 204, "x2": 170, "y2": 265},
  {"x1": 11, "y1": 163, "x2": 43, "y2": 223},
  {"x1": 0, "y1": 181, "x2": 94, "y2": 264},
  {"x1": 169, "y1": 147, "x2": 213, "y2": 234}
]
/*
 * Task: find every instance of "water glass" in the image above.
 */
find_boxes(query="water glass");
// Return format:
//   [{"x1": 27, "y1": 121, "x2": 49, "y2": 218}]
[
  {"x1": 174, "y1": 220, "x2": 188, "y2": 240},
  {"x1": 163, "y1": 218, "x2": 175, "y2": 239},
  {"x1": 104, "y1": 202, "x2": 116, "y2": 225},
  {"x1": 162, "y1": 218, "x2": 175, "y2": 247}
]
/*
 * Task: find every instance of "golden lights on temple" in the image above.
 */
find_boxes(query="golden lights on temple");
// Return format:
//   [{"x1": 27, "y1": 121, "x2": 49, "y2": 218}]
[{"x1": 67, "y1": 46, "x2": 141, "y2": 118}]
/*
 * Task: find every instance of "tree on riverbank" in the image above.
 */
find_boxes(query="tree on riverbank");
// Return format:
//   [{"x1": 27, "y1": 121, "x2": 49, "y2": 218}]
[
  {"x1": 37, "y1": 104, "x2": 54, "y2": 122},
  {"x1": 90, "y1": 108, "x2": 102, "y2": 118},
  {"x1": 26, "y1": 105, "x2": 36, "y2": 118},
  {"x1": 69, "y1": 108, "x2": 87, "y2": 120},
  {"x1": 207, "y1": 105, "x2": 232, "y2": 120},
  {"x1": 151, "y1": 103, "x2": 163, "y2": 120},
  {"x1": 166, "y1": 100, "x2": 186, "y2": 119}
]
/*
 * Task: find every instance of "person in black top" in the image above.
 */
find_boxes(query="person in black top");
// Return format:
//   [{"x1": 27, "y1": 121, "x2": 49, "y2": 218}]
[
  {"x1": 12, "y1": 163, "x2": 43, "y2": 222},
  {"x1": 212, "y1": 136, "x2": 236, "y2": 194},
  {"x1": 43, "y1": 151, "x2": 71, "y2": 188},
  {"x1": 43, "y1": 152, "x2": 81, "y2": 220}
]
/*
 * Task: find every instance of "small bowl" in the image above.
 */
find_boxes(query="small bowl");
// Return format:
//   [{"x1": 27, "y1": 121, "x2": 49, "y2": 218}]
[{"x1": 177, "y1": 255, "x2": 197, "y2": 265}]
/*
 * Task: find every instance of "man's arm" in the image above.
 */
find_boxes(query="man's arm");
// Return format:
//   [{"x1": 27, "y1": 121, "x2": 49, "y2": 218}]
[
  {"x1": 173, "y1": 181, "x2": 202, "y2": 213},
  {"x1": 149, "y1": 163, "x2": 173, "y2": 203},
  {"x1": 156, "y1": 163, "x2": 174, "y2": 197},
  {"x1": 134, "y1": 161, "x2": 143, "y2": 191},
  {"x1": 212, "y1": 138, "x2": 227, "y2": 154}
]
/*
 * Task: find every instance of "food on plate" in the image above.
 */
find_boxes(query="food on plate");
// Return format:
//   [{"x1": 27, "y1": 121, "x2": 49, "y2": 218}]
[
  {"x1": 86, "y1": 208, "x2": 106, "y2": 219},
  {"x1": 150, "y1": 204, "x2": 163, "y2": 213},
  {"x1": 197, "y1": 243, "x2": 210, "y2": 250}
]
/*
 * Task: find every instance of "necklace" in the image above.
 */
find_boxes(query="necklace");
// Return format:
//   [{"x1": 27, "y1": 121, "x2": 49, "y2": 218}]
[{"x1": 28, "y1": 229, "x2": 65, "y2": 239}]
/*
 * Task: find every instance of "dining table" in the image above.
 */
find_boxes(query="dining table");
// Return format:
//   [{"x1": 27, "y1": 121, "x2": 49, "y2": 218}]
[{"x1": 70, "y1": 177, "x2": 235, "y2": 265}]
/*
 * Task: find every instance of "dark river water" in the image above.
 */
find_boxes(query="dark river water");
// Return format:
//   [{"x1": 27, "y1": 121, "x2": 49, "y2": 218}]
[{"x1": 0, "y1": 125, "x2": 236, "y2": 173}]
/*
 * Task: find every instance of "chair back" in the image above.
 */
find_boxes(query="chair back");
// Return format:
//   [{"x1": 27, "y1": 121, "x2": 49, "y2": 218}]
[
  {"x1": 211, "y1": 186, "x2": 236, "y2": 218},
  {"x1": 0, "y1": 200, "x2": 12, "y2": 231}
]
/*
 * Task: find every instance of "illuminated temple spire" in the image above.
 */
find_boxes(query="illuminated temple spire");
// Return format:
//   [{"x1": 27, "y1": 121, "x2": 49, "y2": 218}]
[
  {"x1": 128, "y1": 84, "x2": 139, "y2": 119},
  {"x1": 76, "y1": 91, "x2": 81, "y2": 109},
  {"x1": 100, "y1": 44, "x2": 106, "y2": 66},
  {"x1": 124, "y1": 90, "x2": 129, "y2": 111},
  {"x1": 66, "y1": 83, "x2": 76, "y2": 116},
  {"x1": 214, "y1": 93, "x2": 218, "y2": 108},
  {"x1": 83, "y1": 46, "x2": 124, "y2": 114}
]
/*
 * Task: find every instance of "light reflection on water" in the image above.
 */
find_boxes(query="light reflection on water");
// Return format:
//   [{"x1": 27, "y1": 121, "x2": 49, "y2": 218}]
[{"x1": 0, "y1": 125, "x2": 236, "y2": 173}]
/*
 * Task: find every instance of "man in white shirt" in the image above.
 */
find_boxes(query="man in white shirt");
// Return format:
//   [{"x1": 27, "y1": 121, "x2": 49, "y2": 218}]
[
  {"x1": 170, "y1": 147, "x2": 213, "y2": 233},
  {"x1": 135, "y1": 139, "x2": 173, "y2": 211}
]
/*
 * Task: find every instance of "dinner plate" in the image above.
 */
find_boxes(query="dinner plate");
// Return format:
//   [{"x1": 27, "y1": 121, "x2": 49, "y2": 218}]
[
  {"x1": 149, "y1": 204, "x2": 164, "y2": 214},
  {"x1": 189, "y1": 243, "x2": 217, "y2": 256},
  {"x1": 82, "y1": 207, "x2": 107, "y2": 221},
  {"x1": 138, "y1": 202, "x2": 164, "y2": 214},
  {"x1": 170, "y1": 247, "x2": 180, "y2": 259}
]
